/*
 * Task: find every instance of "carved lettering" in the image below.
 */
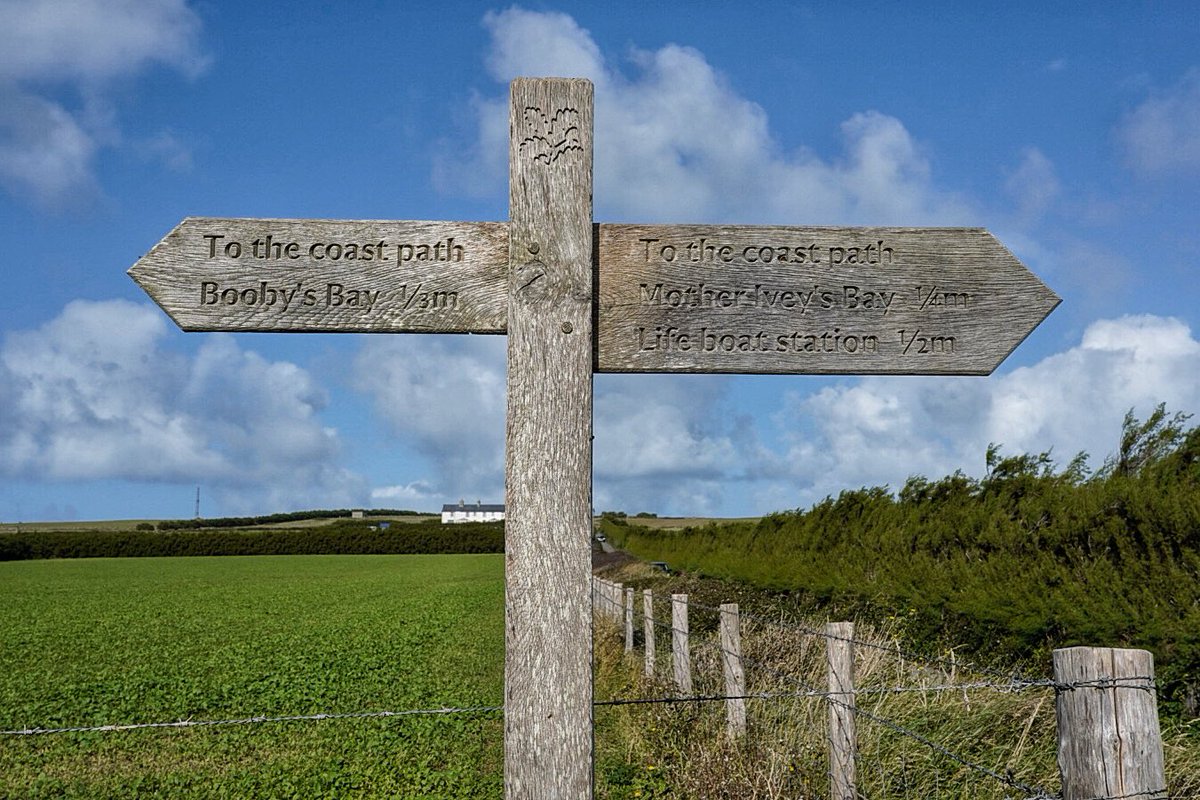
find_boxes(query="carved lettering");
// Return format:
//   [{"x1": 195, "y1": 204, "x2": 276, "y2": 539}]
[
  {"x1": 195, "y1": 281, "x2": 458, "y2": 315},
  {"x1": 399, "y1": 284, "x2": 458, "y2": 310},
  {"x1": 917, "y1": 285, "x2": 972, "y2": 310},
  {"x1": 637, "y1": 283, "x2": 896, "y2": 313},
  {"x1": 899, "y1": 329, "x2": 957, "y2": 355},
  {"x1": 629, "y1": 325, "x2": 975, "y2": 358},
  {"x1": 635, "y1": 326, "x2": 882, "y2": 355},
  {"x1": 637, "y1": 238, "x2": 895, "y2": 268},
  {"x1": 199, "y1": 233, "x2": 468, "y2": 263}
]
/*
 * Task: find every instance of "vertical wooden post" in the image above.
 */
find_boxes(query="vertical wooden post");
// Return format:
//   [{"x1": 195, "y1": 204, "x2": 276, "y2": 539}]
[
  {"x1": 826, "y1": 622, "x2": 857, "y2": 800},
  {"x1": 672, "y1": 593, "x2": 692, "y2": 694},
  {"x1": 643, "y1": 589, "x2": 655, "y2": 678},
  {"x1": 624, "y1": 587, "x2": 634, "y2": 653},
  {"x1": 720, "y1": 603, "x2": 746, "y2": 738},
  {"x1": 505, "y1": 77, "x2": 594, "y2": 800},
  {"x1": 1054, "y1": 647, "x2": 1166, "y2": 800}
]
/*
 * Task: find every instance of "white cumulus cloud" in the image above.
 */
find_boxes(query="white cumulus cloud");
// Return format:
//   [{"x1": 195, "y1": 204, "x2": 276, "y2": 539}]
[
  {"x1": 392, "y1": 10, "x2": 1200, "y2": 517},
  {"x1": 0, "y1": 300, "x2": 365, "y2": 513},
  {"x1": 439, "y1": 6, "x2": 971, "y2": 226},
  {"x1": 349, "y1": 338, "x2": 776, "y2": 515},
  {"x1": 344, "y1": 311, "x2": 1200, "y2": 516},
  {"x1": 0, "y1": 0, "x2": 206, "y2": 208},
  {"x1": 352, "y1": 335, "x2": 509, "y2": 503},
  {"x1": 1004, "y1": 147, "x2": 1061, "y2": 224},
  {"x1": 1117, "y1": 68, "x2": 1200, "y2": 175},
  {"x1": 774, "y1": 315, "x2": 1200, "y2": 507}
]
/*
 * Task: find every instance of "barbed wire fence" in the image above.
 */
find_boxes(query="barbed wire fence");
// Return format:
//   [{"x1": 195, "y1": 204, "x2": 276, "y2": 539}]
[
  {"x1": 4, "y1": 572, "x2": 1197, "y2": 800},
  {"x1": 1, "y1": 705, "x2": 505, "y2": 737},
  {"x1": 591, "y1": 575, "x2": 1200, "y2": 800}
]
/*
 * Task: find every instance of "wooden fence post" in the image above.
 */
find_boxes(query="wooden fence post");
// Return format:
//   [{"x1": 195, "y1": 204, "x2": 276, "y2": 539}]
[
  {"x1": 672, "y1": 593, "x2": 692, "y2": 694},
  {"x1": 720, "y1": 603, "x2": 746, "y2": 737},
  {"x1": 826, "y1": 622, "x2": 857, "y2": 800},
  {"x1": 643, "y1": 589, "x2": 655, "y2": 678},
  {"x1": 1053, "y1": 647, "x2": 1166, "y2": 800},
  {"x1": 624, "y1": 587, "x2": 634, "y2": 653}
]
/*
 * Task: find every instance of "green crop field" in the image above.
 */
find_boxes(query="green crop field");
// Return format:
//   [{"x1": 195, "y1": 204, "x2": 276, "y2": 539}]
[{"x1": 0, "y1": 555, "x2": 505, "y2": 799}]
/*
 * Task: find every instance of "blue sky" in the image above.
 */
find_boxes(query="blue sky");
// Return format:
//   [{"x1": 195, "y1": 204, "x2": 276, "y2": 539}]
[{"x1": 1, "y1": 1, "x2": 1198, "y2": 521}]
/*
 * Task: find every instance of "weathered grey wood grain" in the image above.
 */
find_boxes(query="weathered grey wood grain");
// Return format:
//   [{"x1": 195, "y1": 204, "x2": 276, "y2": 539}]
[
  {"x1": 504, "y1": 77, "x2": 594, "y2": 800},
  {"x1": 671, "y1": 594, "x2": 692, "y2": 694},
  {"x1": 1054, "y1": 647, "x2": 1166, "y2": 800},
  {"x1": 826, "y1": 622, "x2": 857, "y2": 800},
  {"x1": 643, "y1": 589, "x2": 656, "y2": 678},
  {"x1": 719, "y1": 604, "x2": 746, "y2": 738},
  {"x1": 595, "y1": 224, "x2": 1060, "y2": 374},
  {"x1": 624, "y1": 587, "x2": 635, "y2": 653},
  {"x1": 128, "y1": 218, "x2": 507, "y2": 333}
]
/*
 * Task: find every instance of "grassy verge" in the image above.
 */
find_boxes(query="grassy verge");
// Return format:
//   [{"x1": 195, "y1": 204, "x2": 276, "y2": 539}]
[
  {"x1": 0, "y1": 555, "x2": 504, "y2": 799},
  {"x1": 592, "y1": 560, "x2": 1200, "y2": 799}
]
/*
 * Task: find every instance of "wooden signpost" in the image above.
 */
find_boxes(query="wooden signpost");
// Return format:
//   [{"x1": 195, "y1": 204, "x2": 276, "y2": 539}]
[
  {"x1": 129, "y1": 218, "x2": 508, "y2": 333},
  {"x1": 129, "y1": 77, "x2": 1058, "y2": 798},
  {"x1": 596, "y1": 224, "x2": 1058, "y2": 375}
]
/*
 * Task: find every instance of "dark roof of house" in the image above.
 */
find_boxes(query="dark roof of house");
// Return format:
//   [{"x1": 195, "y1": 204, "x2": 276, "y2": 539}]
[{"x1": 441, "y1": 503, "x2": 505, "y2": 513}]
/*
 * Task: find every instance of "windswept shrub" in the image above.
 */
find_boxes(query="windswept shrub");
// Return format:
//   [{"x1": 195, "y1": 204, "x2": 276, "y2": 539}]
[{"x1": 604, "y1": 409, "x2": 1200, "y2": 718}]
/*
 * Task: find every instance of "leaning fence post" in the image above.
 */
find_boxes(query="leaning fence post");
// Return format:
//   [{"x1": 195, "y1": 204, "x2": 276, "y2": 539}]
[
  {"x1": 643, "y1": 589, "x2": 655, "y2": 678},
  {"x1": 1053, "y1": 647, "x2": 1166, "y2": 800},
  {"x1": 624, "y1": 587, "x2": 634, "y2": 653},
  {"x1": 826, "y1": 621, "x2": 857, "y2": 800},
  {"x1": 672, "y1": 593, "x2": 692, "y2": 694},
  {"x1": 720, "y1": 603, "x2": 746, "y2": 737}
]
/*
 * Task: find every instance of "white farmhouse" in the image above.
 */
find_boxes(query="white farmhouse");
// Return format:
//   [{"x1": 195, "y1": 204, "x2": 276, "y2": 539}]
[{"x1": 441, "y1": 499, "x2": 505, "y2": 524}]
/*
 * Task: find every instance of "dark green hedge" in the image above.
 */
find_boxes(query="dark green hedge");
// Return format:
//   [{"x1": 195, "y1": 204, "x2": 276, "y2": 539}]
[
  {"x1": 0, "y1": 520, "x2": 501, "y2": 560},
  {"x1": 157, "y1": 508, "x2": 423, "y2": 530}
]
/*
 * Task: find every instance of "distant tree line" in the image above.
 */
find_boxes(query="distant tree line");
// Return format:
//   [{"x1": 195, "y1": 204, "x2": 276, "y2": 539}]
[
  {"x1": 0, "y1": 520, "x2": 501, "y2": 560},
  {"x1": 156, "y1": 508, "x2": 424, "y2": 530}
]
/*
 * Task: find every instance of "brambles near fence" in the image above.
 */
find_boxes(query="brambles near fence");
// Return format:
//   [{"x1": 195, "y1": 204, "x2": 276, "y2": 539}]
[{"x1": 600, "y1": 406, "x2": 1200, "y2": 720}]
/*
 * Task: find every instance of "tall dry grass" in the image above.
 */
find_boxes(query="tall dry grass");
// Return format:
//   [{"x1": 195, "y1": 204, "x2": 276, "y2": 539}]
[{"x1": 592, "y1": 563, "x2": 1200, "y2": 799}]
